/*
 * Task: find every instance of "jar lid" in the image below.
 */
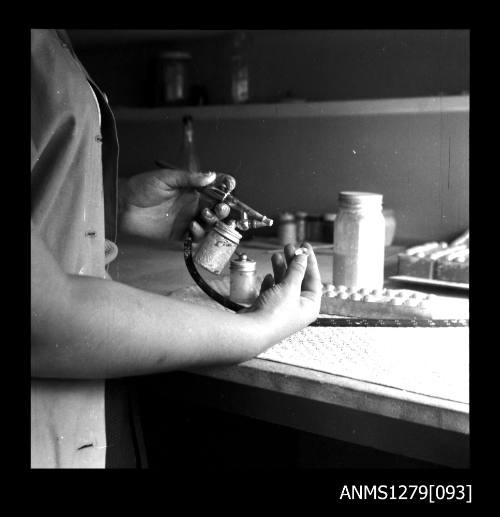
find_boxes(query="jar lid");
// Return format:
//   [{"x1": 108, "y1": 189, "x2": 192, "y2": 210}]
[
  {"x1": 323, "y1": 212, "x2": 337, "y2": 221},
  {"x1": 295, "y1": 211, "x2": 308, "y2": 219},
  {"x1": 338, "y1": 191, "x2": 383, "y2": 209},
  {"x1": 214, "y1": 220, "x2": 242, "y2": 243},
  {"x1": 306, "y1": 213, "x2": 322, "y2": 221},
  {"x1": 158, "y1": 51, "x2": 192, "y2": 60},
  {"x1": 230, "y1": 253, "x2": 256, "y2": 272}
]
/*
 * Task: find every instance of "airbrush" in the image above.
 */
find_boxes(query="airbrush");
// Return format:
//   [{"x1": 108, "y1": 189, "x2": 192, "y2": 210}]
[
  {"x1": 155, "y1": 159, "x2": 273, "y2": 310},
  {"x1": 191, "y1": 178, "x2": 273, "y2": 275}
]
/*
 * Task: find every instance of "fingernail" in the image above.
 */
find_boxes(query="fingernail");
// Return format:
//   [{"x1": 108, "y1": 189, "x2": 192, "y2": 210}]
[
  {"x1": 294, "y1": 247, "x2": 309, "y2": 256},
  {"x1": 202, "y1": 171, "x2": 216, "y2": 176}
]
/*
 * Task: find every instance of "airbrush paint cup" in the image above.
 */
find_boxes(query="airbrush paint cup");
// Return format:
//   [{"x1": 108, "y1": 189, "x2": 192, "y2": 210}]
[{"x1": 193, "y1": 220, "x2": 242, "y2": 275}]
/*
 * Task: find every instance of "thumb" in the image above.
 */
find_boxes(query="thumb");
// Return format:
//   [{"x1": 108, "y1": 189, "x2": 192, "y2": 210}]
[
  {"x1": 162, "y1": 169, "x2": 217, "y2": 190},
  {"x1": 282, "y1": 251, "x2": 308, "y2": 293}
]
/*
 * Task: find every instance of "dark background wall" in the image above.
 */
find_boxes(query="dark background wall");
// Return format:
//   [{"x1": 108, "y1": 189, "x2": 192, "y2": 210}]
[
  {"x1": 70, "y1": 29, "x2": 469, "y2": 244},
  {"x1": 114, "y1": 101, "x2": 468, "y2": 243}
]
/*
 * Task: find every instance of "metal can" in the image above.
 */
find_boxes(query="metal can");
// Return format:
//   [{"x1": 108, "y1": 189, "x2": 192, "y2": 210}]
[
  {"x1": 193, "y1": 221, "x2": 242, "y2": 275},
  {"x1": 229, "y1": 254, "x2": 258, "y2": 306}
]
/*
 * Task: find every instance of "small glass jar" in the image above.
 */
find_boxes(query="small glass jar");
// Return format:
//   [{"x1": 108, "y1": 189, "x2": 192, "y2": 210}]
[
  {"x1": 322, "y1": 213, "x2": 336, "y2": 243},
  {"x1": 306, "y1": 214, "x2": 323, "y2": 242},
  {"x1": 157, "y1": 51, "x2": 192, "y2": 106},
  {"x1": 295, "y1": 211, "x2": 307, "y2": 243},
  {"x1": 230, "y1": 254, "x2": 258, "y2": 306},
  {"x1": 194, "y1": 220, "x2": 242, "y2": 275},
  {"x1": 277, "y1": 212, "x2": 296, "y2": 246},
  {"x1": 333, "y1": 192, "x2": 385, "y2": 290}
]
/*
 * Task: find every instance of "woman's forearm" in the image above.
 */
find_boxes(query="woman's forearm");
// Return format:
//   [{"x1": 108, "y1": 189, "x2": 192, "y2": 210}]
[
  {"x1": 31, "y1": 226, "x2": 320, "y2": 380},
  {"x1": 31, "y1": 273, "x2": 273, "y2": 379}
]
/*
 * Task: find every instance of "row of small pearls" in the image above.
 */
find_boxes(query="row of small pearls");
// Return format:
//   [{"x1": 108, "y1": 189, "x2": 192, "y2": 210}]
[{"x1": 322, "y1": 283, "x2": 435, "y2": 307}]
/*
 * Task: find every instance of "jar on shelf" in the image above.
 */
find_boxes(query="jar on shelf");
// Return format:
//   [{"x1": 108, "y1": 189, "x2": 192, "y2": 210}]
[
  {"x1": 231, "y1": 31, "x2": 250, "y2": 104},
  {"x1": 333, "y1": 191, "x2": 385, "y2": 290},
  {"x1": 157, "y1": 51, "x2": 192, "y2": 106}
]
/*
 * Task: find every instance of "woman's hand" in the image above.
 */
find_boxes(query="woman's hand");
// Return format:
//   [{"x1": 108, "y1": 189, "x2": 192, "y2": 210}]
[
  {"x1": 118, "y1": 168, "x2": 235, "y2": 242},
  {"x1": 243, "y1": 242, "x2": 322, "y2": 341}
]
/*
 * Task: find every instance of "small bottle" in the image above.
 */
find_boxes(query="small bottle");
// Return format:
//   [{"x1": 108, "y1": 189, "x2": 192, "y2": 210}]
[
  {"x1": 177, "y1": 115, "x2": 200, "y2": 172},
  {"x1": 306, "y1": 214, "x2": 323, "y2": 242},
  {"x1": 295, "y1": 211, "x2": 307, "y2": 243},
  {"x1": 231, "y1": 31, "x2": 250, "y2": 104},
  {"x1": 322, "y1": 213, "x2": 336, "y2": 243},
  {"x1": 230, "y1": 253, "x2": 258, "y2": 306},
  {"x1": 194, "y1": 220, "x2": 242, "y2": 275},
  {"x1": 333, "y1": 192, "x2": 385, "y2": 290},
  {"x1": 277, "y1": 212, "x2": 296, "y2": 246}
]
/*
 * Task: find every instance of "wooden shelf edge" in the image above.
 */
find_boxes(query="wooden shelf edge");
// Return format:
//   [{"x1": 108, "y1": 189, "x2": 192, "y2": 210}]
[{"x1": 113, "y1": 95, "x2": 470, "y2": 121}]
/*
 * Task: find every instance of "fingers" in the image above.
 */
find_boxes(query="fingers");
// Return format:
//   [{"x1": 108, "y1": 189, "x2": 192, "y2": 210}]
[
  {"x1": 200, "y1": 207, "x2": 218, "y2": 225},
  {"x1": 159, "y1": 169, "x2": 217, "y2": 190},
  {"x1": 284, "y1": 243, "x2": 297, "y2": 267},
  {"x1": 200, "y1": 203, "x2": 231, "y2": 222},
  {"x1": 190, "y1": 202, "x2": 232, "y2": 244},
  {"x1": 214, "y1": 203, "x2": 231, "y2": 220},
  {"x1": 157, "y1": 168, "x2": 236, "y2": 193},
  {"x1": 299, "y1": 242, "x2": 323, "y2": 297},
  {"x1": 260, "y1": 273, "x2": 275, "y2": 293},
  {"x1": 281, "y1": 248, "x2": 308, "y2": 293},
  {"x1": 275, "y1": 244, "x2": 319, "y2": 295},
  {"x1": 189, "y1": 220, "x2": 206, "y2": 242},
  {"x1": 271, "y1": 253, "x2": 287, "y2": 284},
  {"x1": 215, "y1": 174, "x2": 236, "y2": 193}
]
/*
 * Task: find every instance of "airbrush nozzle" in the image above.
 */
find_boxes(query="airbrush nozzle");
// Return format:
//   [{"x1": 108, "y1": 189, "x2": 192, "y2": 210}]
[
  {"x1": 225, "y1": 195, "x2": 273, "y2": 225},
  {"x1": 248, "y1": 219, "x2": 273, "y2": 230}
]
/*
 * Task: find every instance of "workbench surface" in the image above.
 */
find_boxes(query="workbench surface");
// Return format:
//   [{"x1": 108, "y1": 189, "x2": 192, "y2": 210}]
[{"x1": 108, "y1": 236, "x2": 469, "y2": 467}]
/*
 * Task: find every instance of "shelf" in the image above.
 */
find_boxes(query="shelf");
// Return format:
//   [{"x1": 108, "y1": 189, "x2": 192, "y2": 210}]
[{"x1": 113, "y1": 95, "x2": 469, "y2": 122}]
